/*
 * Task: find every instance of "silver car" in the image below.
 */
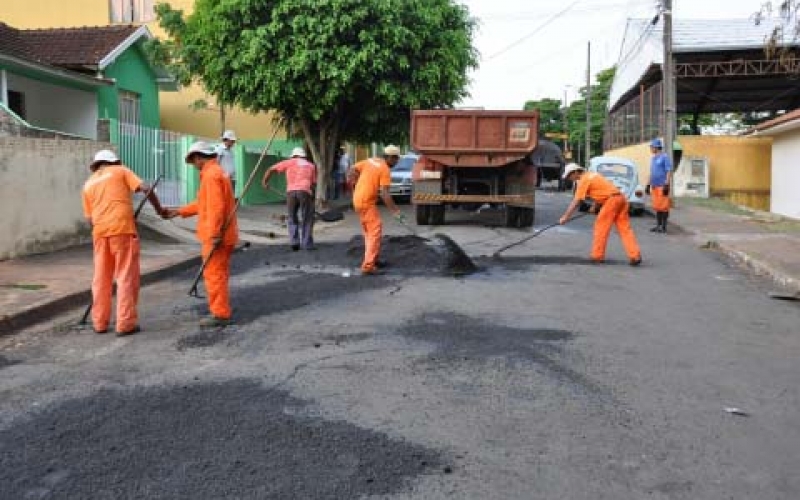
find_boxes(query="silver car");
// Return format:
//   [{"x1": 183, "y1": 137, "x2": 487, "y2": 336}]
[{"x1": 390, "y1": 153, "x2": 418, "y2": 201}]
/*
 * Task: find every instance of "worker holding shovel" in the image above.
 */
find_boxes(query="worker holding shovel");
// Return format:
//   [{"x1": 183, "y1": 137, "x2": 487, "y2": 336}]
[
  {"x1": 82, "y1": 150, "x2": 166, "y2": 335},
  {"x1": 349, "y1": 145, "x2": 405, "y2": 276},
  {"x1": 559, "y1": 163, "x2": 642, "y2": 266},
  {"x1": 261, "y1": 147, "x2": 317, "y2": 251},
  {"x1": 163, "y1": 142, "x2": 239, "y2": 327}
]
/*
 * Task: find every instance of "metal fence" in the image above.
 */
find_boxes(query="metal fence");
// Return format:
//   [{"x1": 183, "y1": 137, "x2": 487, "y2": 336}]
[
  {"x1": 604, "y1": 81, "x2": 664, "y2": 150},
  {"x1": 111, "y1": 120, "x2": 204, "y2": 206}
]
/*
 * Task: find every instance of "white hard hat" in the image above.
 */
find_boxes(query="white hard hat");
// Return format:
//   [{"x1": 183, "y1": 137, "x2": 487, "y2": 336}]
[
  {"x1": 221, "y1": 130, "x2": 237, "y2": 141},
  {"x1": 384, "y1": 145, "x2": 401, "y2": 156},
  {"x1": 90, "y1": 149, "x2": 120, "y2": 168},
  {"x1": 562, "y1": 163, "x2": 585, "y2": 179},
  {"x1": 185, "y1": 141, "x2": 217, "y2": 162},
  {"x1": 291, "y1": 147, "x2": 306, "y2": 158}
]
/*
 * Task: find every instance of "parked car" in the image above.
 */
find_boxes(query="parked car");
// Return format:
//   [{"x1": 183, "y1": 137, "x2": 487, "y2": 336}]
[
  {"x1": 390, "y1": 153, "x2": 418, "y2": 202},
  {"x1": 580, "y1": 156, "x2": 645, "y2": 215}
]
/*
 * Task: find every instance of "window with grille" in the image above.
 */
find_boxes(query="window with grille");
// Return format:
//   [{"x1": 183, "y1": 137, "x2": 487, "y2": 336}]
[
  {"x1": 109, "y1": 0, "x2": 155, "y2": 23},
  {"x1": 118, "y1": 90, "x2": 141, "y2": 135}
]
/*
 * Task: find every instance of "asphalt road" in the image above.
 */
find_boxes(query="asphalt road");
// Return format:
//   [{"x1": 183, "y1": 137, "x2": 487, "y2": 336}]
[{"x1": 1, "y1": 192, "x2": 799, "y2": 499}]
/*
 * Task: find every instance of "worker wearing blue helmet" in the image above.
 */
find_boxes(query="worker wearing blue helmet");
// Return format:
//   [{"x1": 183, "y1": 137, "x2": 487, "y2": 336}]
[{"x1": 646, "y1": 138, "x2": 672, "y2": 233}]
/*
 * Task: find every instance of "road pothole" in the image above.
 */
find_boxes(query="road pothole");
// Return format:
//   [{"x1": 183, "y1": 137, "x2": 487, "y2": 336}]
[{"x1": 0, "y1": 379, "x2": 444, "y2": 500}]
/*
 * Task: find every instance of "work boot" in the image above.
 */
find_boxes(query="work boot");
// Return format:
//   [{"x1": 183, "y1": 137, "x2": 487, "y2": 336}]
[
  {"x1": 116, "y1": 325, "x2": 141, "y2": 337},
  {"x1": 375, "y1": 259, "x2": 389, "y2": 269},
  {"x1": 199, "y1": 316, "x2": 232, "y2": 328},
  {"x1": 291, "y1": 244, "x2": 300, "y2": 252},
  {"x1": 629, "y1": 257, "x2": 643, "y2": 267},
  {"x1": 94, "y1": 327, "x2": 108, "y2": 335},
  {"x1": 360, "y1": 268, "x2": 384, "y2": 277},
  {"x1": 651, "y1": 212, "x2": 664, "y2": 232}
]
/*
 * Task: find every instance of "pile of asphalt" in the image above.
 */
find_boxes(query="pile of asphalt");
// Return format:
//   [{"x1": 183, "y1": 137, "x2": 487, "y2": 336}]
[
  {"x1": 0, "y1": 379, "x2": 443, "y2": 500},
  {"x1": 347, "y1": 235, "x2": 477, "y2": 276}
]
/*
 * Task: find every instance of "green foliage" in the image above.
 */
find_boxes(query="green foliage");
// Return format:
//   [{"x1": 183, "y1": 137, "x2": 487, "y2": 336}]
[
  {"x1": 522, "y1": 67, "x2": 616, "y2": 164},
  {"x1": 150, "y1": 0, "x2": 477, "y2": 202},
  {"x1": 523, "y1": 98, "x2": 563, "y2": 135}
]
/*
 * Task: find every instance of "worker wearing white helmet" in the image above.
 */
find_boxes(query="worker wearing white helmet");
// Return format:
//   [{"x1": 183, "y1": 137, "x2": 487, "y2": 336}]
[
  {"x1": 348, "y1": 145, "x2": 405, "y2": 275},
  {"x1": 82, "y1": 149, "x2": 165, "y2": 335},
  {"x1": 163, "y1": 141, "x2": 239, "y2": 327},
  {"x1": 261, "y1": 146, "x2": 318, "y2": 250},
  {"x1": 216, "y1": 129, "x2": 238, "y2": 192},
  {"x1": 559, "y1": 163, "x2": 642, "y2": 266}
]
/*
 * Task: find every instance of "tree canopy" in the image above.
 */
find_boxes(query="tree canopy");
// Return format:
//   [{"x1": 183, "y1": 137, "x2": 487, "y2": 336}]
[
  {"x1": 522, "y1": 67, "x2": 616, "y2": 165},
  {"x1": 151, "y1": 0, "x2": 477, "y2": 202}
]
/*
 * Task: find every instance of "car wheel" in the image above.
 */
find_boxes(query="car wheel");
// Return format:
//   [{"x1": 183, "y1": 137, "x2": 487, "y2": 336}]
[
  {"x1": 416, "y1": 205, "x2": 431, "y2": 225},
  {"x1": 631, "y1": 207, "x2": 645, "y2": 217}
]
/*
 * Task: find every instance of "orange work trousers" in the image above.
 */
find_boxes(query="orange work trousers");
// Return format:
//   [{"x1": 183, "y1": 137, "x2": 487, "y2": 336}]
[
  {"x1": 356, "y1": 205, "x2": 383, "y2": 272},
  {"x1": 92, "y1": 234, "x2": 140, "y2": 332},
  {"x1": 651, "y1": 186, "x2": 671, "y2": 212},
  {"x1": 201, "y1": 241, "x2": 234, "y2": 319},
  {"x1": 592, "y1": 195, "x2": 641, "y2": 261}
]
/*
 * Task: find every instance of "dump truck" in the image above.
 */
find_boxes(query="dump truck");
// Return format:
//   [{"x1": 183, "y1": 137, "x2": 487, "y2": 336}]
[{"x1": 411, "y1": 109, "x2": 539, "y2": 227}]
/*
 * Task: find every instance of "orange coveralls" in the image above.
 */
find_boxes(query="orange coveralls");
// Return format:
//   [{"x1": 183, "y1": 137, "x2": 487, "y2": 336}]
[
  {"x1": 178, "y1": 160, "x2": 239, "y2": 319},
  {"x1": 352, "y1": 158, "x2": 392, "y2": 273},
  {"x1": 651, "y1": 187, "x2": 671, "y2": 212},
  {"x1": 82, "y1": 165, "x2": 143, "y2": 333},
  {"x1": 574, "y1": 172, "x2": 641, "y2": 262}
]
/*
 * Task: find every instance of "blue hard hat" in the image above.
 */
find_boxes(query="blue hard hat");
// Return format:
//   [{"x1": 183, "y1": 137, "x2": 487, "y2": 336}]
[{"x1": 650, "y1": 138, "x2": 664, "y2": 149}]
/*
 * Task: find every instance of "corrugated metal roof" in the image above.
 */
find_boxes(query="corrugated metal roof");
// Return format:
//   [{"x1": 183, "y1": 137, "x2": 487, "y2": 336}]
[{"x1": 609, "y1": 17, "x2": 787, "y2": 110}]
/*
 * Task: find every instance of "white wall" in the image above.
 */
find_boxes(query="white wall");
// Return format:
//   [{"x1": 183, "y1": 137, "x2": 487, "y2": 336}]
[
  {"x1": 770, "y1": 129, "x2": 800, "y2": 219},
  {"x1": 0, "y1": 137, "x2": 107, "y2": 260},
  {"x1": 6, "y1": 73, "x2": 98, "y2": 139}
]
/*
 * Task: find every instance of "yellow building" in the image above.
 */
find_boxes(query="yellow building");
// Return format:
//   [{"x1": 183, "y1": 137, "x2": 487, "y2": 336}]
[{"x1": 0, "y1": 0, "x2": 280, "y2": 140}]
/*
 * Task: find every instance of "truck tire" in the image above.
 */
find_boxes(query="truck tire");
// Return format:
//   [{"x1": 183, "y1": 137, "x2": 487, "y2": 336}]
[
  {"x1": 416, "y1": 205, "x2": 431, "y2": 225},
  {"x1": 519, "y1": 207, "x2": 535, "y2": 227},
  {"x1": 505, "y1": 206, "x2": 520, "y2": 228},
  {"x1": 430, "y1": 205, "x2": 446, "y2": 226}
]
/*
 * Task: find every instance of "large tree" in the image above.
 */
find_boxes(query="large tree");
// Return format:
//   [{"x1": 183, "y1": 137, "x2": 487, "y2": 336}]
[
  {"x1": 523, "y1": 98, "x2": 564, "y2": 136},
  {"x1": 151, "y1": 0, "x2": 477, "y2": 205}
]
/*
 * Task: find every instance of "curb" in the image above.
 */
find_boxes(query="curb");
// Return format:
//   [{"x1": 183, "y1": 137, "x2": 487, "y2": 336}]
[
  {"x1": 0, "y1": 255, "x2": 200, "y2": 336},
  {"x1": 709, "y1": 240, "x2": 800, "y2": 294}
]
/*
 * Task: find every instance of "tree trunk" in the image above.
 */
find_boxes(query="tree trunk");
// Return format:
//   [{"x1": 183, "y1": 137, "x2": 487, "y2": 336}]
[{"x1": 299, "y1": 119, "x2": 340, "y2": 210}]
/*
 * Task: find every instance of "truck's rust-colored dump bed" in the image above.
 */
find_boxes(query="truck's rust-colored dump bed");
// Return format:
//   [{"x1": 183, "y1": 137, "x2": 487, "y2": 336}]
[{"x1": 411, "y1": 110, "x2": 539, "y2": 167}]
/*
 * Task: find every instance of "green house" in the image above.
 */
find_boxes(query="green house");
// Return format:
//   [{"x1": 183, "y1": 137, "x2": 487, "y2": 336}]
[{"x1": 0, "y1": 22, "x2": 174, "y2": 138}]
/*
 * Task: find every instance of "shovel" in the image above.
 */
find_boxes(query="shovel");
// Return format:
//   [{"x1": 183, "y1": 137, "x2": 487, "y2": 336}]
[{"x1": 492, "y1": 213, "x2": 589, "y2": 257}]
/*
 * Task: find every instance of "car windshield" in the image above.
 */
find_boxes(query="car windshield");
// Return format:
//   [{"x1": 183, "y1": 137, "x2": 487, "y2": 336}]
[
  {"x1": 596, "y1": 163, "x2": 634, "y2": 180},
  {"x1": 393, "y1": 157, "x2": 415, "y2": 172}
]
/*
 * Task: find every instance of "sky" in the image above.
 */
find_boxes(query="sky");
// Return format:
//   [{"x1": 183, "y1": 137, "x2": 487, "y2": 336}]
[{"x1": 458, "y1": 0, "x2": 769, "y2": 109}]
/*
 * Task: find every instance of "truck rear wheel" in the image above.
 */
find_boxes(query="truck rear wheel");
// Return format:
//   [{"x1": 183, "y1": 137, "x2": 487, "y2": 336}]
[
  {"x1": 430, "y1": 205, "x2": 446, "y2": 226},
  {"x1": 416, "y1": 205, "x2": 431, "y2": 225},
  {"x1": 519, "y1": 208, "x2": 535, "y2": 227},
  {"x1": 505, "y1": 206, "x2": 520, "y2": 228}
]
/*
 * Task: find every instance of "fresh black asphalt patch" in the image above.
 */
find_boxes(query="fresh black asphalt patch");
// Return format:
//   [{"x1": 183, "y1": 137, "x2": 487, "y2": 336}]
[
  {"x1": 0, "y1": 379, "x2": 443, "y2": 500},
  {"x1": 398, "y1": 313, "x2": 607, "y2": 396}
]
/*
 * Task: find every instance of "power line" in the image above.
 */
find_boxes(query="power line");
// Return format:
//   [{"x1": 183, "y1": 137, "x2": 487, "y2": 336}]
[{"x1": 485, "y1": 0, "x2": 583, "y2": 61}]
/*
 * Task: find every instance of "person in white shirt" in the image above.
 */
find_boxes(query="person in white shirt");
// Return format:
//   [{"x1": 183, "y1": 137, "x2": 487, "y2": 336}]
[
  {"x1": 335, "y1": 146, "x2": 352, "y2": 199},
  {"x1": 215, "y1": 130, "x2": 237, "y2": 192}
]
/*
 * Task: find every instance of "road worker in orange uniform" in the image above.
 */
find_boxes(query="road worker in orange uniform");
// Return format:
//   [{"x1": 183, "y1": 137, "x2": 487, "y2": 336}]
[
  {"x1": 349, "y1": 145, "x2": 404, "y2": 275},
  {"x1": 82, "y1": 150, "x2": 165, "y2": 335},
  {"x1": 559, "y1": 163, "x2": 642, "y2": 266},
  {"x1": 164, "y1": 142, "x2": 239, "y2": 327}
]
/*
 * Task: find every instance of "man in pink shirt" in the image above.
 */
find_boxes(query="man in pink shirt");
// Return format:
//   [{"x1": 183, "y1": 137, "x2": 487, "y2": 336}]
[{"x1": 262, "y1": 147, "x2": 318, "y2": 250}]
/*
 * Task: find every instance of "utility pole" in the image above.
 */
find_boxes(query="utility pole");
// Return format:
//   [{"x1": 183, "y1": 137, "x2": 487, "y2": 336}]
[
  {"x1": 661, "y1": 0, "x2": 676, "y2": 197},
  {"x1": 585, "y1": 41, "x2": 592, "y2": 164},
  {"x1": 562, "y1": 86, "x2": 570, "y2": 159}
]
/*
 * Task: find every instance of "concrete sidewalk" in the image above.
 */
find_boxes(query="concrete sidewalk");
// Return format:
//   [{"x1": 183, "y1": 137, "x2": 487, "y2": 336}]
[
  {"x1": 670, "y1": 198, "x2": 800, "y2": 295},
  {"x1": 0, "y1": 203, "x2": 352, "y2": 335},
  {"x1": 0, "y1": 239, "x2": 200, "y2": 335}
]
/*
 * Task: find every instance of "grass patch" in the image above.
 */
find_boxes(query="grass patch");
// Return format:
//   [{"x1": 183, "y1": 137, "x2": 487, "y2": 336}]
[{"x1": 678, "y1": 197, "x2": 752, "y2": 216}]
